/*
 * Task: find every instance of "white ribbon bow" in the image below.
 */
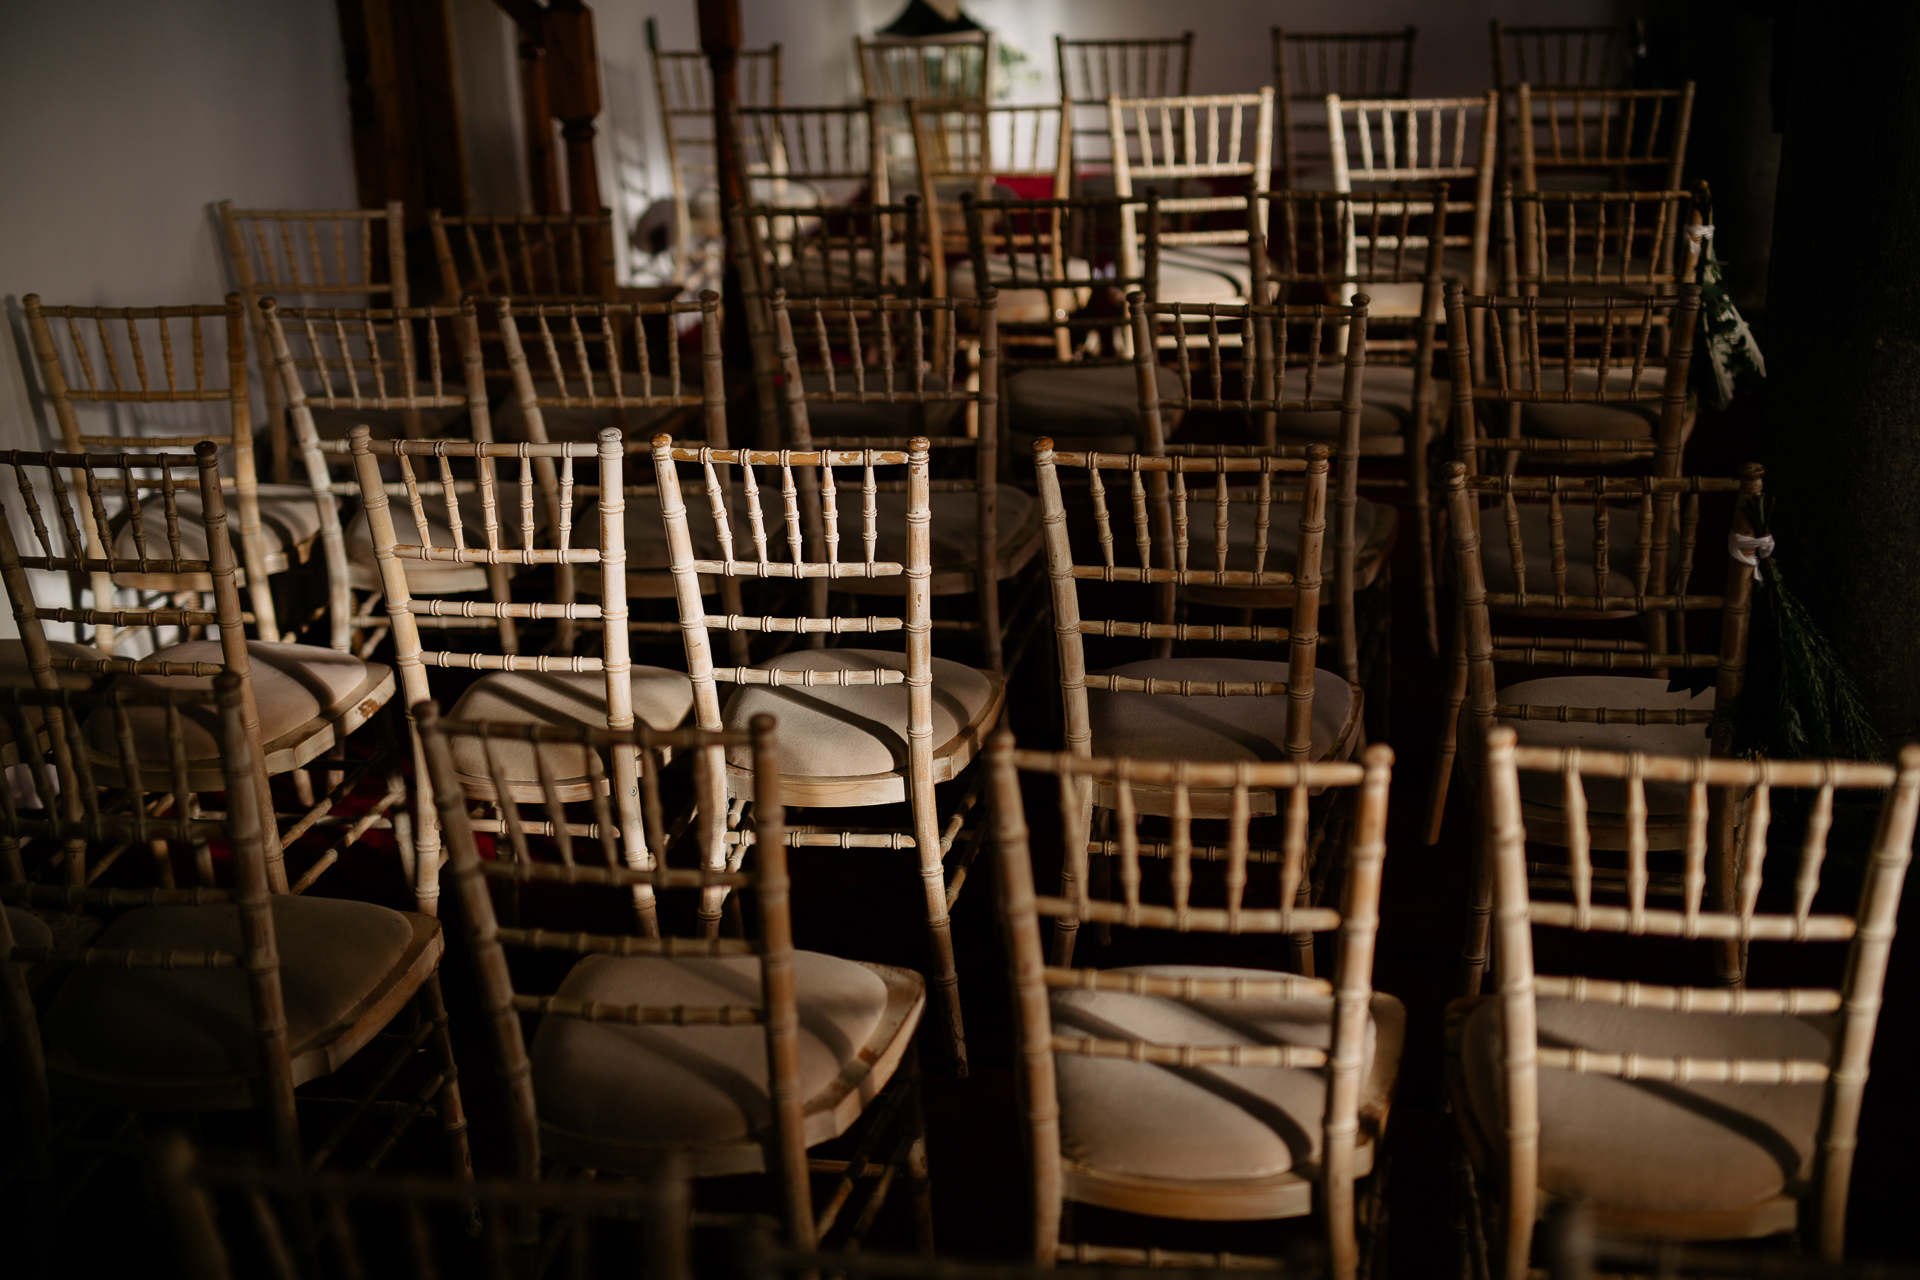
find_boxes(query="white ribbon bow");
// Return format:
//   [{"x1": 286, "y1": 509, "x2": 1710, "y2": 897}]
[
  {"x1": 1686, "y1": 223, "x2": 1716, "y2": 246},
  {"x1": 1729, "y1": 530, "x2": 1774, "y2": 582}
]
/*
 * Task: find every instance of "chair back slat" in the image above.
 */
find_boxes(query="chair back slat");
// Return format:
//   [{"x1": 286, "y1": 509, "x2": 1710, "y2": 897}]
[
  {"x1": 1492, "y1": 20, "x2": 1638, "y2": 92},
  {"x1": 1272, "y1": 27, "x2": 1417, "y2": 185},
  {"x1": 729, "y1": 101, "x2": 885, "y2": 207},
  {"x1": 1514, "y1": 84, "x2": 1695, "y2": 193},
  {"x1": 650, "y1": 42, "x2": 781, "y2": 285},
  {"x1": 857, "y1": 31, "x2": 993, "y2": 104},
  {"x1": 1108, "y1": 90, "x2": 1273, "y2": 288},
  {"x1": 429, "y1": 210, "x2": 615, "y2": 304}
]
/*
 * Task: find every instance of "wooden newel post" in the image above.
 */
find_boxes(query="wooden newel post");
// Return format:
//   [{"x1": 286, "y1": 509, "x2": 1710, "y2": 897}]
[
  {"x1": 545, "y1": 1, "x2": 607, "y2": 295},
  {"x1": 517, "y1": 36, "x2": 564, "y2": 214},
  {"x1": 699, "y1": 0, "x2": 754, "y2": 419}
]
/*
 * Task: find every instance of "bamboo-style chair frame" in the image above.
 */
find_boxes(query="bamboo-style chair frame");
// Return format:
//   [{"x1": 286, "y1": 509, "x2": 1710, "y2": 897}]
[
  {"x1": 653, "y1": 434, "x2": 1004, "y2": 1074},
  {"x1": 1513, "y1": 83, "x2": 1696, "y2": 195},
  {"x1": 729, "y1": 101, "x2": 888, "y2": 210},
  {"x1": 1107, "y1": 90, "x2": 1275, "y2": 302},
  {"x1": 1460, "y1": 727, "x2": 1920, "y2": 1274},
  {"x1": 769, "y1": 289, "x2": 1026, "y2": 670},
  {"x1": 22, "y1": 294, "x2": 290, "y2": 648},
  {"x1": 1055, "y1": 33, "x2": 1194, "y2": 168},
  {"x1": 0, "y1": 445, "x2": 403, "y2": 894},
  {"x1": 0, "y1": 676, "x2": 467, "y2": 1220},
  {"x1": 649, "y1": 40, "x2": 783, "y2": 286},
  {"x1": 908, "y1": 99, "x2": 1072, "y2": 304},
  {"x1": 1427, "y1": 460, "x2": 1762, "y2": 871},
  {"x1": 428, "y1": 208, "x2": 617, "y2": 305},
  {"x1": 988, "y1": 730, "x2": 1396, "y2": 1278},
  {"x1": 217, "y1": 200, "x2": 407, "y2": 486},
  {"x1": 1500, "y1": 187, "x2": 1702, "y2": 297},
  {"x1": 414, "y1": 705, "x2": 931, "y2": 1254},
  {"x1": 260, "y1": 298, "x2": 493, "y2": 655},
  {"x1": 1272, "y1": 27, "x2": 1418, "y2": 186},
  {"x1": 1491, "y1": 20, "x2": 1640, "y2": 94},
  {"x1": 857, "y1": 30, "x2": 994, "y2": 104}
]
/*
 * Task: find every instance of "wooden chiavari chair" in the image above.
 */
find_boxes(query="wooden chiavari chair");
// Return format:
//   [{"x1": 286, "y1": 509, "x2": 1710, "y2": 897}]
[
  {"x1": 1271, "y1": 27, "x2": 1418, "y2": 187},
  {"x1": 1455, "y1": 727, "x2": 1919, "y2": 1275},
  {"x1": 730, "y1": 100, "x2": 888, "y2": 212},
  {"x1": 1426, "y1": 460, "x2": 1761, "y2": 873},
  {"x1": 1054, "y1": 33, "x2": 1193, "y2": 171},
  {"x1": 217, "y1": 200, "x2": 407, "y2": 484},
  {"x1": 1514, "y1": 83, "x2": 1696, "y2": 194},
  {"x1": 350, "y1": 428, "x2": 693, "y2": 923},
  {"x1": 988, "y1": 730, "x2": 1398, "y2": 1279},
  {"x1": 1108, "y1": 89, "x2": 1275, "y2": 306},
  {"x1": 415, "y1": 704, "x2": 932, "y2": 1254},
  {"x1": 769, "y1": 289, "x2": 1033, "y2": 672},
  {"x1": 857, "y1": 28, "x2": 993, "y2": 182},
  {"x1": 653, "y1": 435, "x2": 1004, "y2": 1073},
  {"x1": 962, "y1": 192, "x2": 1169, "y2": 452},
  {"x1": 1500, "y1": 186, "x2": 1702, "y2": 297},
  {"x1": 908, "y1": 99, "x2": 1071, "y2": 305},
  {"x1": 1491, "y1": 20, "x2": 1641, "y2": 95},
  {"x1": 0, "y1": 445, "x2": 404, "y2": 893},
  {"x1": 260, "y1": 299, "x2": 491, "y2": 656},
  {"x1": 21, "y1": 294, "x2": 313, "y2": 649},
  {"x1": 156, "y1": 1130, "x2": 690, "y2": 1280},
  {"x1": 649, "y1": 37, "x2": 782, "y2": 287},
  {"x1": 428, "y1": 208, "x2": 617, "y2": 306},
  {"x1": 0, "y1": 676, "x2": 466, "y2": 1239}
]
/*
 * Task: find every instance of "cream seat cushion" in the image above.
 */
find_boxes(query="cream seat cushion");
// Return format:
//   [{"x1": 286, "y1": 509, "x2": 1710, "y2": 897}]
[
  {"x1": 529, "y1": 952, "x2": 894, "y2": 1146},
  {"x1": 1054, "y1": 964, "x2": 1401, "y2": 1180},
  {"x1": 721, "y1": 648, "x2": 999, "y2": 800},
  {"x1": 1459, "y1": 997, "x2": 1833, "y2": 1214},
  {"x1": 111, "y1": 484, "x2": 325, "y2": 585},
  {"x1": 445, "y1": 668, "x2": 695, "y2": 800},
  {"x1": 90, "y1": 640, "x2": 393, "y2": 783},
  {"x1": 1497, "y1": 676, "x2": 1712, "y2": 816},
  {"x1": 1087, "y1": 658, "x2": 1352, "y2": 766},
  {"x1": 345, "y1": 487, "x2": 519, "y2": 595},
  {"x1": 1007, "y1": 363, "x2": 1184, "y2": 447},
  {"x1": 491, "y1": 376, "x2": 690, "y2": 444},
  {"x1": 1157, "y1": 245, "x2": 1253, "y2": 303},
  {"x1": 1474, "y1": 499, "x2": 1651, "y2": 602},
  {"x1": 42, "y1": 895, "x2": 417, "y2": 1081},
  {"x1": 946, "y1": 256, "x2": 1094, "y2": 325}
]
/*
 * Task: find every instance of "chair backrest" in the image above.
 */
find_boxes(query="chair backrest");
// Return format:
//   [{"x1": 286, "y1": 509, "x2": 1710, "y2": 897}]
[
  {"x1": 1272, "y1": 27, "x2": 1417, "y2": 185},
  {"x1": 1443, "y1": 285, "x2": 1703, "y2": 479},
  {"x1": 857, "y1": 31, "x2": 994, "y2": 103},
  {"x1": 1500, "y1": 187, "x2": 1700, "y2": 295},
  {"x1": 650, "y1": 43, "x2": 782, "y2": 284},
  {"x1": 1479, "y1": 726, "x2": 1920, "y2": 1264},
  {"x1": 154, "y1": 1129, "x2": 691, "y2": 1280},
  {"x1": 1491, "y1": 19, "x2": 1639, "y2": 93},
  {"x1": 1514, "y1": 83, "x2": 1696, "y2": 194},
  {"x1": 909, "y1": 99, "x2": 1070, "y2": 295},
  {"x1": 0, "y1": 675, "x2": 293, "y2": 1173},
  {"x1": 260, "y1": 300, "x2": 488, "y2": 651},
  {"x1": 1108, "y1": 90, "x2": 1275, "y2": 285},
  {"x1": 428, "y1": 209, "x2": 616, "y2": 305},
  {"x1": 729, "y1": 101, "x2": 887, "y2": 207},
  {"x1": 219, "y1": 201, "x2": 408, "y2": 307},
  {"x1": 987, "y1": 728, "x2": 1394, "y2": 1272},
  {"x1": 413, "y1": 704, "x2": 808, "y2": 1243},
  {"x1": 1033, "y1": 439, "x2": 1331, "y2": 766},
  {"x1": 1054, "y1": 33, "x2": 1193, "y2": 166},
  {"x1": 20, "y1": 295, "x2": 282, "y2": 644}
]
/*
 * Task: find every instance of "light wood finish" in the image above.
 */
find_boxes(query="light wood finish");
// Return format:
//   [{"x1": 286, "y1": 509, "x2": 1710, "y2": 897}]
[
  {"x1": 415, "y1": 706, "x2": 931, "y2": 1253},
  {"x1": 729, "y1": 100, "x2": 887, "y2": 209},
  {"x1": 770, "y1": 289, "x2": 1026, "y2": 670},
  {"x1": 1463, "y1": 727, "x2": 1920, "y2": 1272},
  {"x1": 0, "y1": 677, "x2": 467, "y2": 1208},
  {"x1": 22, "y1": 295, "x2": 288, "y2": 647},
  {"x1": 1272, "y1": 27, "x2": 1417, "y2": 186},
  {"x1": 649, "y1": 41, "x2": 782, "y2": 285},
  {"x1": 1500, "y1": 187, "x2": 1701, "y2": 297},
  {"x1": 1514, "y1": 83, "x2": 1696, "y2": 194},
  {"x1": 428, "y1": 208, "x2": 616, "y2": 305},
  {"x1": 1491, "y1": 20, "x2": 1640, "y2": 94},
  {"x1": 1108, "y1": 90, "x2": 1275, "y2": 302},
  {"x1": 0, "y1": 445, "x2": 404, "y2": 892},
  {"x1": 1433, "y1": 461, "x2": 1762, "y2": 990},
  {"x1": 908, "y1": 99, "x2": 1071, "y2": 302},
  {"x1": 260, "y1": 299, "x2": 492, "y2": 655},
  {"x1": 351, "y1": 429, "x2": 673, "y2": 923},
  {"x1": 1055, "y1": 34, "x2": 1193, "y2": 168},
  {"x1": 1033, "y1": 438, "x2": 1358, "y2": 828},
  {"x1": 217, "y1": 201, "x2": 406, "y2": 485},
  {"x1": 653, "y1": 436, "x2": 1004, "y2": 1074},
  {"x1": 989, "y1": 730, "x2": 1396, "y2": 1278}
]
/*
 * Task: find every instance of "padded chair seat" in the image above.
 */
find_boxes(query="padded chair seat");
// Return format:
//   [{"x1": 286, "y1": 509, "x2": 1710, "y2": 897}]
[
  {"x1": 41, "y1": 895, "x2": 432, "y2": 1103},
  {"x1": 1007, "y1": 363, "x2": 1184, "y2": 449},
  {"x1": 1157, "y1": 245, "x2": 1254, "y2": 303},
  {"x1": 1498, "y1": 676, "x2": 1712, "y2": 816},
  {"x1": 722, "y1": 648, "x2": 1003, "y2": 805},
  {"x1": 842, "y1": 486, "x2": 1040, "y2": 590},
  {"x1": 1054, "y1": 965, "x2": 1401, "y2": 1187},
  {"x1": 947, "y1": 256, "x2": 1093, "y2": 325},
  {"x1": 1509, "y1": 366, "x2": 1668, "y2": 442},
  {"x1": 794, "y1": 372, "x2": 962, "y2": 439},
  {"x1": 302, "y1": 402, "x2": 470, "y2": 442},
  {"x1": 445, "y1": 668, "x2": 695, "y2": 801},
  {"x1": 345, "y1": 489, "x2": 519, "y2": 594},
  {"x1": 1475, "y1": 500, "x2": 1650, "y2": 603},
  {"x1": 5, "y1": 906, "x2": 52, "y2": 949},
  {"x1": 110, "y1": 485, "x2": 325, "y2": 588},
  {"x1": 491, "y1": 377, "x2": 691, "y2": 443},
  {"x1": 0, "y1": 639, "x2": 103, "y2": 768},
  {"x1": 529, "y1": 953, "x2": 924, "y2": 1171},
  {"x1": 1458, "y1": 996, "x2": 1833, "y2": 1214},
  {"x1": 89, "y1": 640, "x2": 393, "y2": 783},
  {"x1": 1274, "y1": 365, "x2": 1412, "y2": 451}
]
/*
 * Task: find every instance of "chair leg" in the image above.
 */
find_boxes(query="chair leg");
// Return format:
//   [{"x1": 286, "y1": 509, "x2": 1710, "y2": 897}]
[
  {"x1": 902, "y1": 1046, "x2": 935, "y2": 1256},
  {"x1": 1424, "y1": 605, "x2": 1471, "y2": 845},
  {"x1": 416, "y1": 974, "x2": 474, "y2": 1187},
  {"x1": 1460, "y1": 783, "x2": 1495, "y2": 999},
  {"x1": 917, "y1": 854, "x2": 967, "y2": 1078}
]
